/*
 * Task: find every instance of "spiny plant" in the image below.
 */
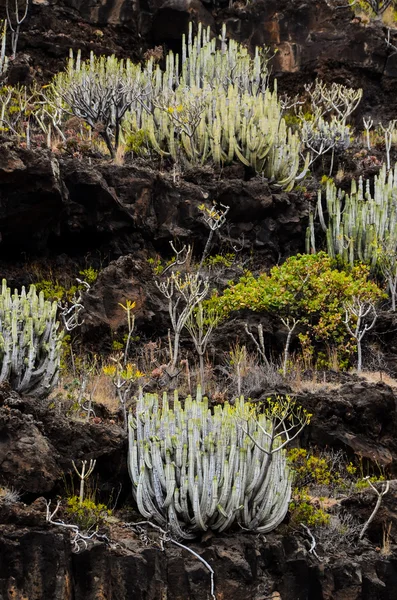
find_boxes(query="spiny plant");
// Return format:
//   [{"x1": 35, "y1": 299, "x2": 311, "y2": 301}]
[
  {"x1": 0, "y1": 20, "x2": 8, "y2": 77},
  {"x1": 128, "y1": 388, "x2": 310, "y2": 538},
  {"x1": 308, "y1": 163, "x2": 397, "y2": 269},
  {"x1": 0, "y1": 279, "x2": 63, "y2": 396}
]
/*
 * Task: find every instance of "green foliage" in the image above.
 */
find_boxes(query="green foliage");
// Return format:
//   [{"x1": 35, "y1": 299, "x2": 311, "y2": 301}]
[
  {"x1": 35, "y1": 279, "x2": 76, "y2": 302},
  {"x1": 204, "y1": 253, "x2": 235, "y2": 269},
  {"x1": 288, "y1": 448, "x2": 340, "y2": 487},
  {"x1": 66, "y1": 496, "x2": 112, "y2": 530},
  {"x1": 289, "y1": 490, "x2": 330, "y2": 526},
  {"x1": 0, "y1": 279, "x2": 63, "y2": 397},
  {"x1": 129, "y1": 389, "x2": 309, "y2": 538},
  {"x1": 124, "y1": 129, "x2": 148, "y2": 155},
  {"x1": 34, "y1": 271, "x2": 96, "y2": 303},
  {"x1": 79, "y1": 267, "x2": 98, "y2": 285},
  {"x1": 211, "y1": 253, "x2": 384, "y2": 366}
]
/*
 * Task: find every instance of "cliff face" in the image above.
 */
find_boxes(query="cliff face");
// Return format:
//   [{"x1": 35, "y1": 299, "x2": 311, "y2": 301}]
[
  {"x1": 2, "y1": 382, "x2": 397, "y2": 599},
  {"x1": 1, "y1": 0, "x2": 397, "y2": 598}
]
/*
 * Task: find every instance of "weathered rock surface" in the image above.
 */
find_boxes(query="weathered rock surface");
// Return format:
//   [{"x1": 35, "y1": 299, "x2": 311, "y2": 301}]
[
  {"x1": 300, "y1": 381, "x2": 397, "y2": 472},
  {"x1": 1, "y1": 497, "x2": 397, "y2": 600},
  {"x1": 0, "y1": 387, "x2": 127, "y2": 496},
  {"x1": 0, "y1": 144, "x2": 308, "y2": 265}
]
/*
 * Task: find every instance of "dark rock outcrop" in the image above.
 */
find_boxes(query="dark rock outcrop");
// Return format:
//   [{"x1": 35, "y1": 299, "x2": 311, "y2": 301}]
[
  {"x1": 0, "y1": 144, "x2": 308, "y2": 265},
  {"x1": 0, "y1": 390, "x2": 127, "y2": 497},
  {"x1": 1, "y1": 497, "x2": 397, "y2": 600},
  {"x1": 300, "y1": 381, "x2": 397, "y2": 472}
]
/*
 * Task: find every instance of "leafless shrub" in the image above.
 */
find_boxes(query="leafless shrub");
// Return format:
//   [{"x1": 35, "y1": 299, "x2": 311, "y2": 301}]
[{"x1": 315, "y1": 511, "x2": 361, "y2": 554}]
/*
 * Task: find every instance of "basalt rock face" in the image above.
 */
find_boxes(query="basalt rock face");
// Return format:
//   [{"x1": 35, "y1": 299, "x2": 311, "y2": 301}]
[
  {"x1": 300, "y1": 381, "x2": 397, "y2": 472},
  {"x1": 0, "y1": 385, "x2": 128, "y2": 497},
  {"x1": 1, "y1": 498, "x2": 397, "y2": 600},
  {"x1": 0, "y1": 144, "x2": 308, "y2": 266}
]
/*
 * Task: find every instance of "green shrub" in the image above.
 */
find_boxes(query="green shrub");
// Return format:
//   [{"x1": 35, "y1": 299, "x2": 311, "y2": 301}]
[
  {"x1": 210, "y1": 253, "x2": 384, "y2": 366},
  {"x1": 66, "y1": 496, "x2": 112, "y2": 530},
  {"x1": 289, "y1": 490, "x2": 330, "y2": 527}
]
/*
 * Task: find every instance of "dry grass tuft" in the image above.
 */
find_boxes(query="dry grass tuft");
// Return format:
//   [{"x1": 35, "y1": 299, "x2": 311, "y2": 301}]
[{"x1": 359, "y1": 370, "x2": 397, "y2": 388}]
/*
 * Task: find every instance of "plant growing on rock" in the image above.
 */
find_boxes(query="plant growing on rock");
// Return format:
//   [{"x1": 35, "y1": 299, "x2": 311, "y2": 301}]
[
  {"x1": 184, "y1": 302, "x2": 221, "y2": 395},
  {"x1": 0, "y1": 279, "x2": 63, "y2": 396},
  {"x1": 344, "y1": 297, "x2": 377, "y2": 372},
  {"x1": 47, "y1": 51, "x2": 148, "y2": 157},
  {"x1": 156, "y1": 272, "x2": 209, "y2": 373},
  {"x1": 0, "y1": 21, "x2": 8, "y2": 77},
  {"x1": 211, "y1": 253, "x2": 383, "y2": 368},
  {"x1": 5, "y1": 0, "x2": 29, "y2": 59},
  {"x1": 128, "y1": 389, "x2": 309, "y2": 538},
  {"x1": 309, "y1": 164, "x2": 397, "y2": 310}
]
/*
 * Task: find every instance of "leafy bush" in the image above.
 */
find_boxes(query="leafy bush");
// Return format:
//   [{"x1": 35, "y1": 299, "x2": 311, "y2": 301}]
[
  {"x1": 289, "y1": 490, "x2": 330, "y2": 527},
  {"x1": 210, "y1": 253, "x2": 384, "y2": 365},
  {"x1": 66, "y1": 496, "x2": 111, "y2": 530}
]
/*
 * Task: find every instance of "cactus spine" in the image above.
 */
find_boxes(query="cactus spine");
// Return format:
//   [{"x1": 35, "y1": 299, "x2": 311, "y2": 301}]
[
  {"x1": 0, "y1": 279, "x2": 63, "y2": 396},
  {"x1": 128, "y1": 389, "x2": 304, "y2": 538}
]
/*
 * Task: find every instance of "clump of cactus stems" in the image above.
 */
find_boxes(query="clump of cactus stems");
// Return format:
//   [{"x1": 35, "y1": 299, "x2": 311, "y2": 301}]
[
  {"x1": 128, "y1": 388, "x2": 310, "y2": 539},
  {"x1": 0, "y1": 279, "x2": 63, "y2": 396},
  {"x1": 308, "y1": 163, "x2": 397, "y2": 268},
  {"x1": 41, "y1": 23, "x2": 308, "y2": 190},
  {"x1": 0, "y1": 20, "x2": 8, "y2": 77}
]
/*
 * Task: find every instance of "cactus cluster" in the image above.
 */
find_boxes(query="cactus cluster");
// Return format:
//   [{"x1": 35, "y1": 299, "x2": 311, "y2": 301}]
[
  {"x1": 0, "y1": 280, "x2": 63, "y2": 396},
  {"x1": 128, "y1": 389, "x2": 302, "y2": 538},
  {"x1": 42, "y1": 23, "x2": 308, "y2": 190},
  {"x1": 308, "y1": 164, "x2": 397, "y2": 267}
]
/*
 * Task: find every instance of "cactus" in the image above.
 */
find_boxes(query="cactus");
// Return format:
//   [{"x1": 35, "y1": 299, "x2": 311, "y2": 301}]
[
  {"x1": 128, "y1": 389, "x2": 309, "y2": 538},
  {"x1": 308, "y1": 164, "x2": 397, "y2": 269},
  {"x1": 0, "y1": 279, "x2": 63, "y2": 396},
  {"x1": 0, "y1": 21, "x2": 8, "y2": 77}
]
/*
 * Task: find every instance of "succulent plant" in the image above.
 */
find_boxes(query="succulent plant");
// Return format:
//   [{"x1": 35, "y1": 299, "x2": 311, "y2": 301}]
[
  {"x1": 0, "y1": 279, "x2": 63, "y2": 397},
  {"x1": 308, "y1": 163, "x2": 397, "y2": 268},
  {"x1": 128, "y1": 389, "x2": 308, "y2": 538},
  {"x1": 0, "y1": 20, "x2": 8, "y2": 77}
]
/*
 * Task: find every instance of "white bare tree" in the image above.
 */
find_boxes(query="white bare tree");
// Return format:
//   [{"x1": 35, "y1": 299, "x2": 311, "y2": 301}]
[
  {"x1": 344, "y1": 297, "x2": 377, "y2": 372},
  {"x1": 156, "y1": 273, "x2": 209, "y2": 372},
  {"x1": 6, "y1": 0, "x2": 29, "y2": 59}
]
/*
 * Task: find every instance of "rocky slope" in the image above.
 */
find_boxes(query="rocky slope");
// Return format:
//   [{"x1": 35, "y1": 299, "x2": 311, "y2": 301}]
[
  {"x1": 2, "y1": 378, "x2": 397, "y2": 598},
  {"x1": 1, "y1": 0, "x2": 397, "y2": 598}
]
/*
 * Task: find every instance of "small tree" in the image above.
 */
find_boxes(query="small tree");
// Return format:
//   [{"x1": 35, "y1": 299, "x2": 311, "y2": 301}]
[
  {"x1": 156, "y1": 273, "x2": 209, "y2": 372},
  {"x1": 184, "y1": 302, "x2": 220, "y2": 394},
  {"x1": 6, "y1": 0, "x2": 29, "y2": 59},
  {"x1": 344, "y1": 297, "x2": 377, "y2": 372},
  {"x1": 47, "y1": 51, "x2": 146, "y2": 158}
]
